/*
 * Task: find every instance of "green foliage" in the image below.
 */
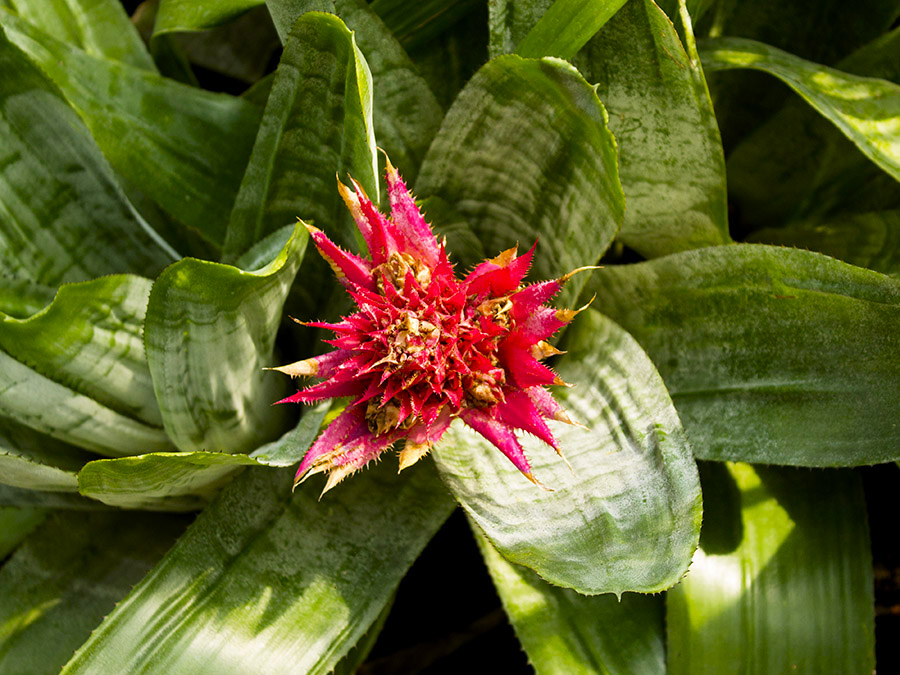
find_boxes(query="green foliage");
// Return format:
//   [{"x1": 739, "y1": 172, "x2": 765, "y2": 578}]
[{"x1": 0, "y1": 0, "x2": 893, "y2": 670}]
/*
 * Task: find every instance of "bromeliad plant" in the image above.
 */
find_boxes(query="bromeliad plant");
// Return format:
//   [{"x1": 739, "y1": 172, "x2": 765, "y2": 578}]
[{"x1": 0, "y1": 0, "x2": 896, "y2": 673}]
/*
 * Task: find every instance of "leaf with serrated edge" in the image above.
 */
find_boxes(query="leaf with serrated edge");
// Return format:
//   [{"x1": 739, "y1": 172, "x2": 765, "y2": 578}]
[
  {"x1": 145, "y1": 222, "x2": 307, "y2": 453},
  {"x1": 266, "y1": 0, "x2": 443, "y2": 182},
  {"x1": 223, "y1": 11, "x2": 377, "y2": 260},
  {"x1": 475, "y1": 524, "x2": 666, "y2": 674},
  {"x1": 0, "y1": 351, "x2": 173, "y2": 457},
  {"x1": 588, "y1": 243, "x2": 900, "y2": 466},
  {"x1": 62, "y1": 465, "x2": 455, "y2": 675},
  {"x1": 417, "y1": 55, "x2": 624, "y2": 306},
  {"x1": 0, "y1": 276, "x2": 161, "y2": 426},
  {"x1": 433, "y1": 310, "x2": 702, "y2": 595}
]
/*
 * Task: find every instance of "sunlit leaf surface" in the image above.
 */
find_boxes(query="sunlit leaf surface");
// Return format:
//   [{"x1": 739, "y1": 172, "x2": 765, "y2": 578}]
[
  {"x1": 434, "y1": 310, "x2": 702, "y2": 595},
  {"x1": 63, "y1": 465, "x2": 455, "y2": 675},
  {"x1": 589, "y1": 244, "x2": 900, "y2": 466},
  {"x1": 476, "y1": 527, "x2": 666, "y2": 674},
  {"x1": 0, "y1": 511, "x2": 188, "y2": 675},
  {"x1": 145, "y1": 222, "x2": 307, "y2": 454},
  {"x1": 417, "y1": 55, "x2": 624, "y2": 304},
  {"x1": 668, "y1": 463, "x2": 874, "y2": 674}
]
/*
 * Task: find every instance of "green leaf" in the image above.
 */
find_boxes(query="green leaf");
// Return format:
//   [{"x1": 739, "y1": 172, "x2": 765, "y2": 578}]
[
  {"x1": 582, "y1": 0, "x2": 730, "y2": 257},
  {"x1": 0, "y1": 416, "x2": 93, "y2": 492},
  {"x1": 667, "y1": 463, "x2": 874, "y2": 673},
  {"x1": 62, "y1": 464, "x2": 455, "y2": 675},
  {"x1": 725, "y1": 28, "x2": 900, "y2": 229},
  {"x1": 154, "y1": 0, "x2": 263, "y2": 34},
  {"x1": 749, "y1": 210, "x2": 900, "y2": 277},
  {"x1": 145, "y1": 222, "x2": 307, "y2": 454},
  {"x1": 588, "y1": 244, "x2": 900, "y2": 466},
  {"x1": 416, "y1": 55, "x2": 624, "y2": 304},
  {"x1": 266, "y1": 0, "x2": 443, "y2": 182},
  {"x1": 0, "y1": 506, "x2": 46, "y2": 559},
  {"x1": 248, "y1": 399, "x2": 331, "y2": 466},
  {"x1": 76, "y1": 401, "x2": 329, "y2": 510},
  {"x1": 475, "y1": 526, "x2": 666, "y2": 674},
  {"x1": 1, "y1": 11, "x2": 262, "y2": 248},
  {"x1": 6, "y1": 0, "x2": 155, "y2": 69},
  {"x1": 434, "y1": 310, "x2": 702, "y2": 595},
  {"x1": 370, "y1": 0, "x2": 480, "y2": 49},
  {"x1": 163, "y1": 7, "x2": 282, "y2": 85},
  {"x1": 0, "y1": 276, "x2": 161, "y2": 426},
  {"x1": 0, "y1": 278, "x2": 54, "y2": 319},
  {"x1": 693, "y1": 0, "x2": 900, "y2": 153},
  {"x1": 488, "y1": 0, "x2": 729, "y2": 257},
  {"x1": 75, "y1": 397, "x2": 328, "y2": 510},
  {"x1": 0, "y1": 350, "x2": 173, "y2": 457},
  {"x1": 332, "y1": 598, "x2": 393, "y2": 675},
  {"x1": 0, "y1": 511, "x2": 188, "y2": 675},
  {"x1": 700, "y1": 37, "x2": 900, "y2": 187},
  {"x1": 0, "y1": 26, "x2": 177, "y2": 285},
  {"x1": 223, "y1": 12, "x2": 376, "y2": 260},
  {"x1": 488, "y1": 0, "x2": 549, "y2": 58},
  {"x1": 77, "y1": 452, "x2": 259, "y2": 511},
  {"x1": 406, "y1": 6, "x2": 487, "y2": 111},
  {"x1": 515, "y1": 0, "x2": 628, "y2": 59}
]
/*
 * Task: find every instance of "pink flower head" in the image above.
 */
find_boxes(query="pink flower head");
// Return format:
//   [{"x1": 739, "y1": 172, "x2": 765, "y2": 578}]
[{"x1": 273, "y1": 158, "x2": 589, "y2": 494}]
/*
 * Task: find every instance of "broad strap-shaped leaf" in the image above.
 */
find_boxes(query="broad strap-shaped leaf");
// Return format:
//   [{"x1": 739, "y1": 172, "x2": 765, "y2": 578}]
[
  {"x1": 700, "y1": 37, "x2": 900, "y2": 187},
  {"x1": 667, "y1": 463, "x2": 874, "y2": 674},
  {"x1": 489, "y1": 0, "x2": 729, "y2": 257},
  {"x1": 725, "y1": 27, "x2": 900, "y2": 229},
  {"x1": 588, "y1": 244, "x2": 900, "y2": 466},
  {"x1": 145, "y1": 222, "x2": 307, "y2": 453},
  {"x1": 1, "y1": 275, "x2": 161, "y2": 426},
  {"x1": 475, "y1": 526, "x2": 666, "y2": 674},
  {"x1": 266, "y1": 0, "x2": 443, "y2": 182},
  {"x1": 0, "y1": 511, "x2": 188, "y2": 675},
  {"x1": 76, "y1": 403, "x2": 329, "y2": 510},
  {"x1": 153, "y1": 0, "x2": 264, "y2": 33},
  {"x1": 0, "y1": 506, "x2": 45, "y2": 559},
  {"x1": 416, "y1": 55, "x2": 624, "y2": 304},
  {"x1": 223, "y1": 11, "x2": 377, "y2": 260},
  {"x1": 0, "y1": 350, "x2": 173, "y2": 457},
  {"x1": 586, "y1": 0, "x2": 729, "y2": 256},
  {"x1": 0, "y1": 26, "x2": 177, "y2": 285},
  {"x1": 433, "y1": 310, "x2": 702, "y2": 595},
  {"x1": 77, "y1": 452, "x2": 260, "y2": 511},
  {"x1": 6, "y1": 0, "x2": 155, "y2": 69},
  {"x1": 750, "y1": 210, "x2": 900, "y2": 277},
  {"x1": 332, "y1": 600, "x2": 393, "y2": 675},
  {"x1": 0, "y1": 416, "x2": 92, "y2": 492},
  {"x1": 1, "y1": 11, "x2": 261, "y2": 248},
  {"x1": 692, "y1": 0, "x2": 900, "y2": 154},
  {"x1": 62, "y1": 464, "x2": 455, "y2": 675},
  {"x1": 515, "y1": 0, "x2": 628, "y2": 59}
]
